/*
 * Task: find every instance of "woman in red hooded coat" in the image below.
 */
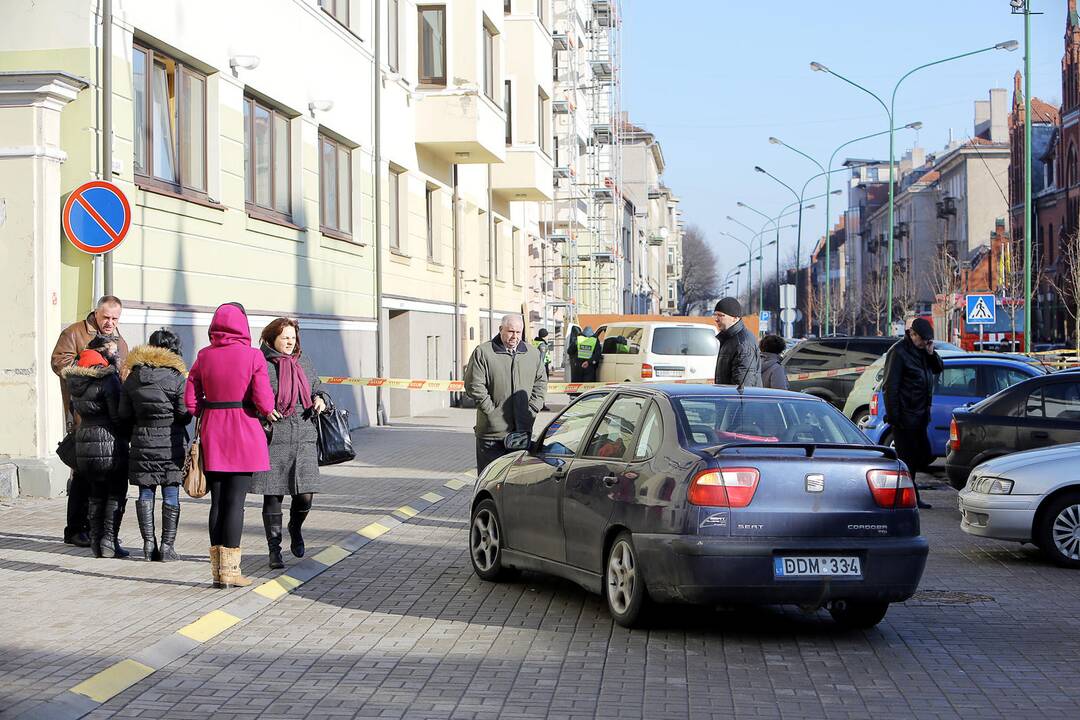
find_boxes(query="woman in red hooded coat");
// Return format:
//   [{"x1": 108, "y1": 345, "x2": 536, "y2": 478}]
[{"x1": 185, "y1": 303, "x2": 275, "y2": 588}]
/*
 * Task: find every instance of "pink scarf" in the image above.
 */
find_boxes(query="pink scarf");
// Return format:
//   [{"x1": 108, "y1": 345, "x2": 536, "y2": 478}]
[{"x1": 270, "y1": 352, "x2": 312, "y2": 417}]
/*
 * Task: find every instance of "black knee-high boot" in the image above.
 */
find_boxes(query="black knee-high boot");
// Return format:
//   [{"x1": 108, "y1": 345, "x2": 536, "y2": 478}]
[
  {"x1": 288, "y1": 505, "x2": 309, "y2": 558},
  {"x1": 159, "y1": 503, "x2": 180, "y2": 562},
  {"x1": 136, "y1": 498, "x2": 157, "y2": 561},
  {"x1": 100, "y1": 496, "x2": 129, "y2": 559},
  {"x1": 88, "y1": 497, "x2": 106, "y2": 558},
  {"x1": 263, "y1": 511, "x2": 284, "y2": 569}
]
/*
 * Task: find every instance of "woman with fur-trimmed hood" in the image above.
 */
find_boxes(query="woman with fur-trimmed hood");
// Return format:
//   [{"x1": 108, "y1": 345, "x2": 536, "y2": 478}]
[
  {"x1": 119, "y1": 329, "x2": 192, "y2": 562},
  {"x1": 62, "y1": 336, "x2": 130, "y2": 559}
]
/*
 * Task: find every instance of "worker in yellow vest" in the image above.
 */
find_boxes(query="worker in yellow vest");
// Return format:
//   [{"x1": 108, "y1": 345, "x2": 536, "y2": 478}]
[
  {"x1": 567, "y1": 326, "x2": 601, "y2": 384},
  {"x1": 532, "y1": 328, "x2": 551, "y2": 377}
]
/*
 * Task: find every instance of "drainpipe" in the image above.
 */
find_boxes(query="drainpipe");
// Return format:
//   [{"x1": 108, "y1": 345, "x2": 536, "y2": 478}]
[
  {"x1": 373, "y1": 0, "x2": 387, "y2": 425},
  {"x1": 452, "y1": 164, "x2": 461, "y2": 406},
  {"x1": 101, "y1": 0, "x2": 114, "y2": 296}
]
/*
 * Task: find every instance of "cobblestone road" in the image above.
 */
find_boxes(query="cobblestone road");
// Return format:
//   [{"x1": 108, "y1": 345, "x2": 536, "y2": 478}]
[{"x1": 3, "y1": 405, "x2": 1080, "y2": 720}]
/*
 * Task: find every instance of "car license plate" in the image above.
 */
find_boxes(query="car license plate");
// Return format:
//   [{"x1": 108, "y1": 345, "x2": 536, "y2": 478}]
[
  {"x1": 774, "y1": 556, "x2": 861, "y2": 577},
  {"x1": 655, "y1": 369, "x2": 682, "y2": 377}
]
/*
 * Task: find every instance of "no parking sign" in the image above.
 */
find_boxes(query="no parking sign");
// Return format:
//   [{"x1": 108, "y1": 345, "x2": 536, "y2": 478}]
[{"x1": 62, "y1": 180, "x2": 131, "y2": 254}]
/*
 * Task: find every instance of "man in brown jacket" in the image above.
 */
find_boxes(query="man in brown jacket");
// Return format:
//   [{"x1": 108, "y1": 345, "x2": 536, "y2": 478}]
[{"x1": 51, "y1": 295, "x2": 129, "y2": 546}]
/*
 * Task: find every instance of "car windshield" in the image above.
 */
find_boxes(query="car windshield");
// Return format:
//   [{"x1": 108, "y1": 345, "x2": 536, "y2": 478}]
[
  {"x1": 651, "y1": 327, "x2": 719, "y2": 356},
  {"x1": 674, "y1": 396, "x2": 868, "y2": 447}
]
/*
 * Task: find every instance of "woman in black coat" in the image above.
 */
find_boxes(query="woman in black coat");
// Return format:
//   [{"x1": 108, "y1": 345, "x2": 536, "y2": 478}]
[
  {"x1": 119, "y1": 329, "x2": 192, "y2": 561},
  {"x1": 249, "y1": 318, "x2": 328, "y2": 569},
  {"x1": 62, "y1": 337, "x2": 129, "y2": 559}
]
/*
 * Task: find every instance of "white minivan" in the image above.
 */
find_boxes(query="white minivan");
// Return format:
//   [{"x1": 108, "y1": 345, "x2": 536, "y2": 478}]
[{"x1": 596, "y1": 322, "x2": 719, "y2": 383}]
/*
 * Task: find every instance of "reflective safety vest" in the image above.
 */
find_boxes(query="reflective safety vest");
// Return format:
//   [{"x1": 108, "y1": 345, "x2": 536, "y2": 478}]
[
  {"x1": 576, "y1": 335, "x2": 598, "y2": 359},
  {"x1": 532, "y1": 338, "x2": 550, "y2": 363}
]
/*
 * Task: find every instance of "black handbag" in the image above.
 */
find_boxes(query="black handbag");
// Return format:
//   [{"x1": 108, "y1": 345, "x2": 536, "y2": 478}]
[
  {"x1": 57, "y1": 431, "x2": 77, "y2": 469},
  {"x1": 314, "y1": 396, "x2": 355, "y2": 466}
]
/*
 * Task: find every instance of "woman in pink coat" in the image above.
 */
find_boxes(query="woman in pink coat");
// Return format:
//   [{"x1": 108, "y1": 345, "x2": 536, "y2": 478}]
[{"x1": 185, "y1": 302, "x2": 275, "y2": 588}]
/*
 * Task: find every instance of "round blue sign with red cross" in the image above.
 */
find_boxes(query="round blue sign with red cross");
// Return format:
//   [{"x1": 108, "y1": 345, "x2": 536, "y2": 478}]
[{"x1": 62, "y1": 180, "x2": 131, "y2": 254}]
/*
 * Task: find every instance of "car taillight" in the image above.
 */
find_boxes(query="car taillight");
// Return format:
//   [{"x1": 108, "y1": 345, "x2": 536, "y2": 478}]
[
  {"x1": 641, "y1": 363, "x2": 654, "y2": 379},
  {"x1": 949, "y1": 418, "x2": 960, "y2": 451},
  {"x1": 869, "y1": 394, "x2": 879, "y2": 416},
  {"x1": 866, "y1": 469, "x2": 916, "y2": 509},
  {"x1": 687, "y1": 468, "x2": 759, "y2": 507}
]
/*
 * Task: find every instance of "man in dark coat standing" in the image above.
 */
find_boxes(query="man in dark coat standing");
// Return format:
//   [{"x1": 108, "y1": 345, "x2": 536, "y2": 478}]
[
  {"x1": 713, "y1": 298, "x2": 762, "y2": 387},
  {"x1": 882, "y1": 318, "x2": 943, "y2": 510}
]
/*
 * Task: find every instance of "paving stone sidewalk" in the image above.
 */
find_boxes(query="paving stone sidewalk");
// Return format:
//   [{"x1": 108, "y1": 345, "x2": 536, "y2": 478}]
[{"x1": 5, "y1": 406, "x2": 1080, "y2": 719}]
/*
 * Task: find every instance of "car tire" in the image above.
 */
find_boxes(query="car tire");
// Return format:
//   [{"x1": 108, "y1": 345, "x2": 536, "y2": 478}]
[
  {"x1": 851, "y1": 408, "x2": 870, "y2": 427},
  {"x1": 605, "y1": 531, "x2": 651, "y2": 628},
  {"x1": 470, "y1": 499, "x2": 513, "y2": 581},
  {"x1": 1035, "y1": 491, "x2": 1080, "y2": 569},
  {"x1": 879, "y1": 431, "x2": 894, "y2": 449},
  {"x1": 829, "y1": 600, "x2": 889, "y2": 629}
]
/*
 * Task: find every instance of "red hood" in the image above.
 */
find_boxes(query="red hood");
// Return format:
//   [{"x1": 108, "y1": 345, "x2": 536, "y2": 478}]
[{"x1": 208, "y1": 303, "x2": 252, "y2": 347}]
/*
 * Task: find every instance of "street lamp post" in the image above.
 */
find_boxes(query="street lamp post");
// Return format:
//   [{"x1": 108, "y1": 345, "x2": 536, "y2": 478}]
[
  {"x1": 1012, "y1": 0, "x2": 1035, "y2": 351},
  {"x1": 811, "y1": 40, "x2": 1018, "y2": 332},
  {"x1": 721, "y1": 232, "x2": 755, "y2": 310},
  {"x1": 770, "y1": 125, "x2": 921, "y2": 335}
]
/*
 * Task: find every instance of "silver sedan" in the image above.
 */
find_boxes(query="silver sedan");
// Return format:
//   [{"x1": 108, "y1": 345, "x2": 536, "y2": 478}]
[{"x1": 958, "y1": 443, "x2": 1080, "y2": 568}]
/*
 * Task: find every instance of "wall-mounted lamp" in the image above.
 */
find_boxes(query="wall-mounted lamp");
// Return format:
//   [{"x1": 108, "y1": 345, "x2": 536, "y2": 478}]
[
  {"x1": 308, "y1": 100, "x2": 334, "y2": 116},
  {"x1": 229, "y1": 55, "x2": 260, "y2": 76}
]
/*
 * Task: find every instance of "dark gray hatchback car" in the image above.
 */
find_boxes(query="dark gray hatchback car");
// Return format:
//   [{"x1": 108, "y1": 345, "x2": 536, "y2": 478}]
[{"x1": 468, "y1": 385, "x2": 929, "y2": 628}]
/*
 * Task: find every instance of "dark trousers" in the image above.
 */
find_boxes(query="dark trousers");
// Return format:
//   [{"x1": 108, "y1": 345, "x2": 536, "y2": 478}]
[
  {"x1": 207, "y1": 472, "x2": 252, "y2": 547},
  {"x1": 476, "y1": 438, "x2": 510, "y2": 475},
  {"x1": 892, "y1": 426, "x2": 931, "y2": 501},
  {"x1": 263, "y1": 493, "x2": 313, "y2": 515},
  {"x1": 65, "y1": 471, "x2": 90, "y2": 537},
  {"x1": 87, "y1": 472, "x2": 127, "y2": 500}
]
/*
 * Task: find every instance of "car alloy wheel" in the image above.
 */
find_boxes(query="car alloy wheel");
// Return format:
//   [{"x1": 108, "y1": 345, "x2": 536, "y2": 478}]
[
  {"x1": 469, "y1": 500, "x2": 510, "y2": 581},
  {"x1": 1036, "y1": 491, "x2": 1080, "y2": 569},
  {"x1": 605, "y1": 532, "x2": 649, "y2": 627}
]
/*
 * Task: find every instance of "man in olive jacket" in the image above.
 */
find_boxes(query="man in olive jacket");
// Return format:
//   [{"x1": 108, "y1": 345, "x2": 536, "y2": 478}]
[
  {"x1": 465, "y1": 314, "x2": 548, "y2": 474},
  {"x1": 713, "y1": 297, "x2": 761, "y2": 387},
  {"x1": 882, "y1": 318, "x2": 943, "y2": 509}
]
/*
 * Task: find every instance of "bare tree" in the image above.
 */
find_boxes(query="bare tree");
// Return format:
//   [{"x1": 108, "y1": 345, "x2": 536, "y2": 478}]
[
  {"x1": 1048, "y1": 231, "x2": 1080, "y2": 355},
  {"x1": 862, "y1": 269, "x2": 889, "y2": 335},
  {"x1": 678, "y1": 225, "x2": 719, "y2": 315},
  {"x1": 892, "y1": 262, "x2": 918, "y2": 325},
  {"x1": 927, "y1": 242, "x2": 963, "y2": 341}
]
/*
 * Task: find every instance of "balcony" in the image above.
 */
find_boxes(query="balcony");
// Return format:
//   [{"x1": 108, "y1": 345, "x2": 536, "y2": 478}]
[
  {"x1": 647, "y1": 234, "x2": 664, "y2": 246},
  {"x1": 492, "y1": 146, "x2": 554, "y2": 201},
  {"x1": 415, "y1": 90, "x2": 506, "y2": 164}
]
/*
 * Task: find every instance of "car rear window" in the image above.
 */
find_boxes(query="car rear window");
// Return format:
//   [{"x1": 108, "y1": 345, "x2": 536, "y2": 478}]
[
  {"x1": 651, "y1": 327, "x2": 719, "y2": 356},
  {"x1": 673, "y1": 396, "x2": 868, "y2": 447},
  {"x1": 783, "y1": 340, "x2": 848, "y2": 371}
]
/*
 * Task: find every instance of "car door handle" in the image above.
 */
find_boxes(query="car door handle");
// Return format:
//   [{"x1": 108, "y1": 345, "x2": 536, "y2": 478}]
[
  {"x1": 602, "y1": 475, "x2": 618, "y2": 487},
  {"x1": 553, "y1": 466, "x2": 568, "y2": 480},
  {"x1": 1032, "y1": 430, "x2": 1050, "y2": 439}
]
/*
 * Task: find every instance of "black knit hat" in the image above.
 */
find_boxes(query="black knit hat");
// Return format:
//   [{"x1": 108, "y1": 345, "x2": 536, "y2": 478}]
[
  {"x1": 910, "y1": 317, "x2": 934, "y2": 341},
  {"x1": 714, "y1": 297, "x2": 743, "y2": 318}
]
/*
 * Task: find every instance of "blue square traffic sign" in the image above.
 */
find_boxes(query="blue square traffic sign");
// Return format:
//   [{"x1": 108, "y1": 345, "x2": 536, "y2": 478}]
[{"x1": 966, "y1": 294, "x2": 996, "y2": 325}]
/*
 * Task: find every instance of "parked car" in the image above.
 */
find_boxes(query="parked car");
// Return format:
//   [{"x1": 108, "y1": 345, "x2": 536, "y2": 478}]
[
  {"x1": 958, "y1": 443, "x2": 1080, "y2": 568},
  {"x1": 842, "y1": 341, "x2": 961, "y2": 425},
  {"x1": 468, "y1": 384, "x2": 929, "y2": 629},
  {"x1": 596, "y1": 322, "x2": 719, "y2": 383},
  {"x1": 946, "y1": 373, "x2": 1080, "y2": 489},
  {"x1": 782, "y1": 336, "x2": 900, "y2": 410},
  {"x1": 861, "y1": 354, "x2": 1044, "y2": 458}
]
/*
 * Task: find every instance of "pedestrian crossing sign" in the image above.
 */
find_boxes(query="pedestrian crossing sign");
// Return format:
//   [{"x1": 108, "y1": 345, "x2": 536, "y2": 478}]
[{"x1": 966, "y1": 294, "x2": 996, "y2": 325}]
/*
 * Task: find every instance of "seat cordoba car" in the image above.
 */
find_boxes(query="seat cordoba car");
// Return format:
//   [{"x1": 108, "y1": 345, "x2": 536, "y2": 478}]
[{"x1": 468, "y1": 385, "x2": 929, "y2": 628}]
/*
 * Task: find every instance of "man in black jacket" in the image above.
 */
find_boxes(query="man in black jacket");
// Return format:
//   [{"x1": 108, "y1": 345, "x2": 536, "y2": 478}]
[
  {"x1": 713, "y1": 298, "x2": 762, "y2": 387},
  {"x1": 882, "y1": 318, "x2": 943, "y2": 509}
]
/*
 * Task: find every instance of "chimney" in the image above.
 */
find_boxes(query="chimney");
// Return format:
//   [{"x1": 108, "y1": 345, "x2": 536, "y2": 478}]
[
  {"x1": 974, "y1": 99, "x2": 991, "y2": 139},
  {"x1": 989, "y1": 88, "x2": 1007, "y2": 142}
]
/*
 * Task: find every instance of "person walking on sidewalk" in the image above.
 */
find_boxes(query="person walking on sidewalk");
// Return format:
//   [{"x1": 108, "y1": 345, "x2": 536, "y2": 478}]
[
  {"x1": 713, "y1": 298, "x2": 762, "y2": 388},
  {"x1": 882, "y1": 318, "x2": 943, "y2": 510},
  {"x1": 250, "y1": 318, "x2": 328, "y2": 570},
  {"x1": 465, "y1": 314, "x2": 547, "y2": 474},
  {"x1": 185, "y1": 303, "x2": 275, "y2": 588},
  {"x1": 119, "y1": 329, "x2": 191, "y2": 562},
  {"x1": 532, "y1": 328, "x2": 552, "y2": 377},
  {"x1": 758, "y1": 334, "x2": 789, "y2": 390},
  {"x1": 51, "y1": 295, "x2": 129, "y2": 548},
  {"x1": 63, "y1": 337, "x2": 130, "y2": 559}
]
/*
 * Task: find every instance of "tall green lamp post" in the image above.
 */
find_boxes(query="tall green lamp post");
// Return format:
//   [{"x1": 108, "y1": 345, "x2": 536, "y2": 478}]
[
  {"x1": 811, "y1": 40, "x2": 1018, "y2": 333},
  {"x1": 1011, "y1": 0, "x2": 1035, "y2": 352}
]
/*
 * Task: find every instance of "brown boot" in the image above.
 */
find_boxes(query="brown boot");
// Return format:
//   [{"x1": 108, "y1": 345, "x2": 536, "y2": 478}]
[
  {"x1": 216, "y1": 546, "x2": 253, "y2": 588},
  {"x1": 209, "y1": 546, "x2": 221, "y2": 586}
]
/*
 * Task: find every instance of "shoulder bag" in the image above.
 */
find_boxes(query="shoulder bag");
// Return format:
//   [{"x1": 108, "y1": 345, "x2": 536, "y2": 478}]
[{"x1": 182, "y1": 417, "x2": 208, "y2": 498}]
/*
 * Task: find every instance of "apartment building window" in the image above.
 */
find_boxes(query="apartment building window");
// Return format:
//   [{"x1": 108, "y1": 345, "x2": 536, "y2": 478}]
[
  {"x1": 388, "y1": 0, "x2": 400, "y2": 72},
  {"x1": 319, "y1": 133, "x2": 352, "y2": 238},
  {"x1": 319, "y1": 0, "x2": 349, "y2": 27},
  {"x1": 483, "y1": 23, "x2": 496, "y2": 101},
  {"x1": 479, "y1": 210, "x2": 489, "y2": 276},
  {"x1": 426, "y1": 185, "x2": 438, "y2": 261},
  {"x1": 504, "y1": 81, "x2": 512, "y2": 144},
  {"x1": 512, "y1": 229, "x2": 521, "y2": 285},
  {"x1": 537, "y1": 88, "x2": 548, "y2": 153},
  {"x1": 244, "y1": 96, "x2": 291, "y2": 221},
  {"x1": 418, "y1": 6, "x2": 446, "y2": 86},
  {"x1": 389, "y1": 168, "x2": 402, "y2": 251},
  {"x1": 132, "y1": 44, "x2": 207, "y2": 196},
  {"x1": 504, "y1": 0, "x2": 511, "y2": 13},
  {"x1": 494, "y1": 218, "x2": 503, "y2": 279}
]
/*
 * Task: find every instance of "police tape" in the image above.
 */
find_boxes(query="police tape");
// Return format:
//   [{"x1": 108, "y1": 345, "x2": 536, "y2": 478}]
[{"x1": 318, "y1": 364, "x2": 872, "y2": 394}]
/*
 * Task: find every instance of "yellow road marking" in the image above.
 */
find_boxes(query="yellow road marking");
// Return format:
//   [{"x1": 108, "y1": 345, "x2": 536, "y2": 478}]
[
  {"x1": 70, "y1": 659, "x2": 154, "y2": 703},
  {"x1": 444, "y1": 478, "x2": 469, "y2": 490},
  {"x1": 359, "y1": 522, "x2": 390, "y2": 539},
  {"x1": 177, "y1": 610, "x2": 240, "y2": 643},
  {"x1": 312, "y1": 545, "x2": 350, "y2": 566},
  {"x1": 395, "y1": 505, "x2": 419, "y2": 518},
  {"x1": 420, "y1": 491, "x2": 444, "y2": 503}
]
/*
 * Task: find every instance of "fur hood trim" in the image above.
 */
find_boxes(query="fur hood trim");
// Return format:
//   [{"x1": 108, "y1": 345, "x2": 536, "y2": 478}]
[
  {"x1": 61, "y1": 364, "x2": 117, "y2": 379},
  {"x1": 124, "y1": 345, "x2": 187, "y2": 374}
]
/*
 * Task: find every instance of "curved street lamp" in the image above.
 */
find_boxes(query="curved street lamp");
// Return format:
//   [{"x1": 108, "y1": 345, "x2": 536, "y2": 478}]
[{"x1": 810, "y1": 40, "x2": 1018, "y2": 331}]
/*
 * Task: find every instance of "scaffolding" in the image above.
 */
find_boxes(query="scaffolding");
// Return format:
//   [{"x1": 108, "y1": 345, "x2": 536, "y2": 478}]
[{"x1": 544, "y1": 0, "x2": 624, "y2": 319}]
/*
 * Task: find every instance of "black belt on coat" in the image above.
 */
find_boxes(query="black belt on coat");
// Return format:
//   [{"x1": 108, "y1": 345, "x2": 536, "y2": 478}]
[
  {"x1": 138, "y1": 418, "x2": 180, "y2": 428},
  {"x1": 202, "y1": 401, "x2": 256, "y2": 411}
]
